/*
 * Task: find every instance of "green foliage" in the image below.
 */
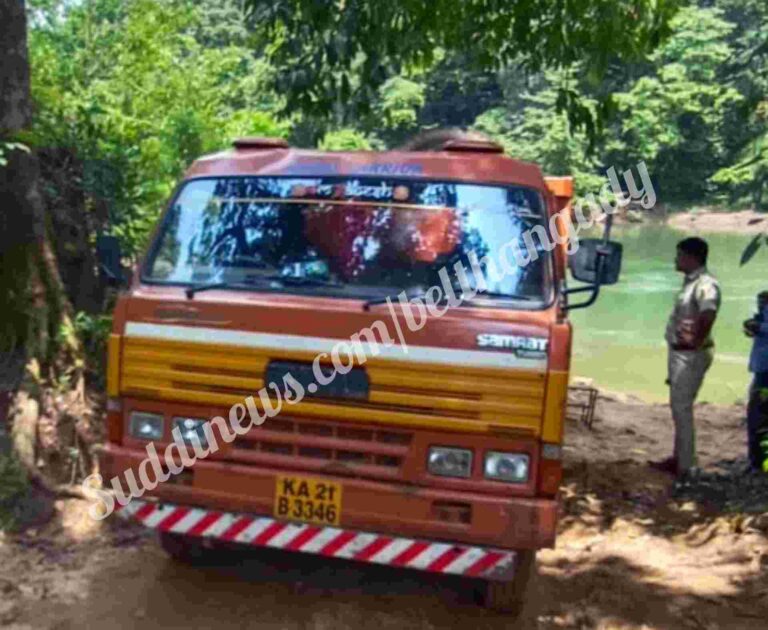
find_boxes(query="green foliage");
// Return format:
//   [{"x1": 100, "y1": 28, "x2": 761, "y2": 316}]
[
  {"x1": 607, "y1": 6, "x2": 743, "y2": 201},
  {"x1": 739, "y1": 233, "x2": 768, "y2": 266},
  {"x1": 71, "y1": 311, "x2": 112, "y2": 367},
  {"x1": 23, "y1": 0, "x2": 768, "y2": 281},
  {"x1": 28, "y1": 0, "x2": 289, "y2": 256},
  {"x1": 247, "y1": 0, "x2": 683, "y2": 134},
  {"x1": 224, "y1": 111, "x2": 292, "y2": 140},
  {"x1": 0, "y1": 453, "x2": 30, "y2": 532},
  {"x1": 318, "y1": 129, "x2": 375, "y2": 151},
  {"x1": 0, "y1": 142, "x2": 30, "y2": 167},
  {"x1": 710, "y1": 0, "x2": 768, "y2": 210},
  {"x1": 377, "y1": 77, "x2": 426, "y2": 127},
  {"x1": 473, "y1": 79, "x2": 605, "y2": 196},
  {"x1": 51, "y1": 310, "x2": 112, "y2": 390},
  {"x1": 374, "y1": 77, "x2": 425, "y2": 143},
  {"x1": 418, "y1": 52, "x2": 503, "y2": 130},
  {"x1": 468, "y1": 3, "x2": 761, "y2": 209},
  {"x1": 711, "y1": 129, "x2": 768, "y2": 208}
]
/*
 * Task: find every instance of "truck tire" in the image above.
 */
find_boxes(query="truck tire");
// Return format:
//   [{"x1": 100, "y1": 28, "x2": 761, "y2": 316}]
[
  {"x1": 158, "y1": 532, "x2": 209, "y2": 564},
  {"x1": 481, "y1": 550, "x2": 536, "y2": 616}
]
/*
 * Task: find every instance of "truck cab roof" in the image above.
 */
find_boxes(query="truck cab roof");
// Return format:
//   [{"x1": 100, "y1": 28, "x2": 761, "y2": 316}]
[{"x1": 184, "y1": 137, "x2": 548, "y2": 192}]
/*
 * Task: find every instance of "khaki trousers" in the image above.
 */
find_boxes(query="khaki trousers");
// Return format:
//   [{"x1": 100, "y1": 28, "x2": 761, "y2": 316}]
[{"x1": 667, "y1": 347, "x2": 714, "y2": 471}]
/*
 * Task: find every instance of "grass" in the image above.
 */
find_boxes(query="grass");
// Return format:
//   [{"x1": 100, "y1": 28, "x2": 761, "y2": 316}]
[
  {"x1": 664, "y1": 201, "x2": 758, "y2": 214},
  {"x1": 0, "y1": 453, "x2": 30, "y2": 532}
]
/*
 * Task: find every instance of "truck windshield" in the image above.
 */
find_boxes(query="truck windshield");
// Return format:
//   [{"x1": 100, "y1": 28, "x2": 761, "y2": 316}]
[{"x1": 143, "y1": 176, "x2": 553, "y2": 307}]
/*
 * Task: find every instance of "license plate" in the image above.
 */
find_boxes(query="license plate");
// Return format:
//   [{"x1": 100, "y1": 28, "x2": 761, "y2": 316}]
[{"x1": 273, "y1": 475, "x2": 342, "y2": 526}]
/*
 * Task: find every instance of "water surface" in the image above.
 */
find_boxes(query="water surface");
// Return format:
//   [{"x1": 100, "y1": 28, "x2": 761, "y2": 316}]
[{"x1": 569, "y1": 225, "x2": 765, "y2": 404}]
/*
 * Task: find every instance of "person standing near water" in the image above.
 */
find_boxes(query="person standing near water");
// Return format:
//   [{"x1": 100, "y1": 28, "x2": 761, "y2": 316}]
[
  {"x1": 744, "y1": 290, "x2": 768, "y2": 474},
  {"x1": 650, "y1": 238, "x2": 721, "y2": 480}
]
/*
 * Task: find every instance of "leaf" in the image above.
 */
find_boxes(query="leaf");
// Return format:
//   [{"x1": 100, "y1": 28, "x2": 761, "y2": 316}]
[{"x1": 740, "y1": 233, "x2": 763, "y2": 266}]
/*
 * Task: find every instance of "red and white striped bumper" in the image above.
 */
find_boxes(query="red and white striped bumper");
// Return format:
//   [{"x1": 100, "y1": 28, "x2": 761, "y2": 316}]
[{"x1": 117, "y1": 500, "x2": 518, "y2": 580}]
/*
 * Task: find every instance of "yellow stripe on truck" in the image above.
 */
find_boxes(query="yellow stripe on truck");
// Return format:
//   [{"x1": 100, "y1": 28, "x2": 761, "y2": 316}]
[
  {"x1": 107, "y1": 334, "x2": 122, "y2": 397},
  {"x1": 119, "y1": 335, "x2": 546, "y2": 436},
  {"x1": 541, "y1": 371, "x2": 569, "y2": 443}
]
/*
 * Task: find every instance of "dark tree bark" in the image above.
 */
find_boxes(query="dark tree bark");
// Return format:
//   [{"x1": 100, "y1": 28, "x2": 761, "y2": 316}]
[
  {"x1": 0, "y1": 1, "x2": 31, "y2": 131},
  {"x1": 1, "y1": 0, "x2": 81, "y2": 484},
  {"x1": 0, "y1": 0, "x2": 75, "y2": 365}
]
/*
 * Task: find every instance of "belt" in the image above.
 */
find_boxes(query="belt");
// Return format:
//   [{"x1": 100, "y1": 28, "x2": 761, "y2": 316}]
[{"x1": 670, "y1": 343, "x2": 714, "y2": 351}]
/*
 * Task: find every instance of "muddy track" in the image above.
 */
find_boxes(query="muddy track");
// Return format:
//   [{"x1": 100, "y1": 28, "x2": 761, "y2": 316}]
[{"x1": 1, "y1": 399, "x2": 767, "y2": 630}]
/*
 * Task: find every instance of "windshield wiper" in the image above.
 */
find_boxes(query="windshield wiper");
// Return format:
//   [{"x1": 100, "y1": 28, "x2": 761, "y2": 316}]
[
  {"x1": 260, "y1": 274, "x2": 343, "y2": 288},
  {"x1": 363, "y1": 287, "x2": 533, "y2": 310},
  {"x1": 463, "y1": 290, "x2": 534, "y2": 303},
  {"x1": 186, "y1": 275, "x2": 343, "y2": 299},
  {"x1": 185, "y1": 281, "x2": 251, "y2": 299},
  {"x1": 363, "y1": 286, "x2": 426, "y2": 311}
]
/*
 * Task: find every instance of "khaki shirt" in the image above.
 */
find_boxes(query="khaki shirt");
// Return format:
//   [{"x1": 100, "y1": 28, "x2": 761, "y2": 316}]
[{"x1": 665, "y1": 267, "x2": 721, "y2": 348}]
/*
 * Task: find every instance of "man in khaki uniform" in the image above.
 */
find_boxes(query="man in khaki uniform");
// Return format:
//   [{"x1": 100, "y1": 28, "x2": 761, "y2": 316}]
[{"x1": 651, "y1": 238, "x2": 720, "y2": 479}]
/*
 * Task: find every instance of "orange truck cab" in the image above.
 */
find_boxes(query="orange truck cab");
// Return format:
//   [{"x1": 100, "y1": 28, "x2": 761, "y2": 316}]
[{"x1": 98, "y1": 136, "x2": 621, "y2": 614}]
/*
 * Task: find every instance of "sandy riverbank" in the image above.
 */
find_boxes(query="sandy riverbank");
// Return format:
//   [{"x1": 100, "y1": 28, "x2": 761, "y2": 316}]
[{"x1": 667, "y1": 209, "x2": 767, "y2": 234}]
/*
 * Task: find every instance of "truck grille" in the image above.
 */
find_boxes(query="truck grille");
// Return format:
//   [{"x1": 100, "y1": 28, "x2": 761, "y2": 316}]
[
  {"x1": 230, "y1": 417, "x2": 412, "y2": 480},
  {"x1": 120, "y1": 336, "x2": 546, "y2": 436}
]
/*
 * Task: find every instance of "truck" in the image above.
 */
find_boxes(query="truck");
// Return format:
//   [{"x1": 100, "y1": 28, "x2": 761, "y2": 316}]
[{"x1": 97, "y1": 133, "x2": 621, "y2": 616}]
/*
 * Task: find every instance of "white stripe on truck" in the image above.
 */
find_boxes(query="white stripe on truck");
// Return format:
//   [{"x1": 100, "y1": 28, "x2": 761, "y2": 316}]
[{"x1": 125, "y1": 322, "x2": 547, "y2": 371}]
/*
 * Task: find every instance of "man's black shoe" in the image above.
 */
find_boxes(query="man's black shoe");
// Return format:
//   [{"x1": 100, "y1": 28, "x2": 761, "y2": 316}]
[
  {"x1": 673, "y1": 467, "x2": 701, "y2": 492},
  {"x1": 648, "y1": 456, "x2": 678, "y2": 475}
]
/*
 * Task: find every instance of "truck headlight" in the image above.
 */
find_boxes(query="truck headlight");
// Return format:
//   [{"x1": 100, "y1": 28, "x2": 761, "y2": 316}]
[
  {"x1": 484, "y1": 452, "x2": 529, "y2": 483},
  {"x1": 428, "y1": 446, "x2": 473, "y2": 478},
  {"x1": 129, "y1": 412, "x2": 164, "y2": 440},
  {"x1": 173, "y1": 417, "x2": 208, "y2": 448}
]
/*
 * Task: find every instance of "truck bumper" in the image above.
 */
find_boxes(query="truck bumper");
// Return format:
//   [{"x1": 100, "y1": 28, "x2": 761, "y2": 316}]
[
  {"x1": 118, "y1": 498, "x2": 520, "y2": 580},
  {"x1": 102, "y1": 444, "x2": 557, "y2": 558}
]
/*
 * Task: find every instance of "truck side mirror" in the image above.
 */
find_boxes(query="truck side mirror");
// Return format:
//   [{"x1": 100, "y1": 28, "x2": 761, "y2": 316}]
[
  {"x1": 569, "y1": 239, "x2": 623, "y2": 286},
  {"x1": 96, "y1": 235, "x2": 127, "y2": 286}
]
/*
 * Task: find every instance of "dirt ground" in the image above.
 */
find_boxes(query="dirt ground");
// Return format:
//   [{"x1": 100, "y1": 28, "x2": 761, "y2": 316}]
[
  {"x1": 1, "y1": 397, "x2": 767, "y2": 630},
  {"x1": 666, "y1": 209, "x2": 767, "y2": 234}
]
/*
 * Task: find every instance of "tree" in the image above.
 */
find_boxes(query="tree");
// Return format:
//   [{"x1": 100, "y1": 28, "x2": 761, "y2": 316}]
[
  {"x1": 318, "y1": 128, "x2": 375, "y2": 150},
  {"x1": 473, "y1": 72, "x2": 604, "y2": 196},
  {"x1": 467, "y1": 5, "x2": 749, "y2": 204},
  {"x1": 0, "y1": 0, "x2": 75, "y2": 363},
  {"x1": 418, "y1": 51, "x2": 504, "y2": 130},
  {"x1": 606, "y1": 6, "x2": 743, "y2": 202},
  {"x1": 28, "y1": 0, "x2": 289, "y2": 257},
  {"x1": 245, "y1": 0, "x2": 683, "y2": 132},
  {"x1": 710, "y1": 0, "x2": 768, "y2": 210},
  {"x1": 372, "y1": 76, "x2": 426, "y2": 146},
  {"x1": 0, "y1": 0, "x2": 83, "y2": 520}
]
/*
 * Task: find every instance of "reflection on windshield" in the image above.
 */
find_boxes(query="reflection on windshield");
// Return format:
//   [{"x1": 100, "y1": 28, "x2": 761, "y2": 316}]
[{"x1": 145, "y1": 177, "x2": 552, "y2": 304}]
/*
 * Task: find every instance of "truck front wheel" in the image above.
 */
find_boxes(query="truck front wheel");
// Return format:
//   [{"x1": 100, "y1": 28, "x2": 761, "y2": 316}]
[
  {"x1": 158, "y1": 532, "x2": 209, "y2": 564},
  {"x1": 481, "y1": 550, "x2": 536, "y2": 616}
]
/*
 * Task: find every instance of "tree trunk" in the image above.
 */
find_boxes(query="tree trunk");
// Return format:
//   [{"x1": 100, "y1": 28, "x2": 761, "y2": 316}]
[
  {"x1": 0, "y1": 0, "x2": 76, "y2": 367},
  {"x1": 0, "y1": 0, "x2": 80, "y2": 489}
]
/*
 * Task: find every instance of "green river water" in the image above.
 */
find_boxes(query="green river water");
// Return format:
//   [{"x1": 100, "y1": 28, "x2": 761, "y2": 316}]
[{"x1": 569, "y1": 225, "x2": 766, "y2": 404}]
